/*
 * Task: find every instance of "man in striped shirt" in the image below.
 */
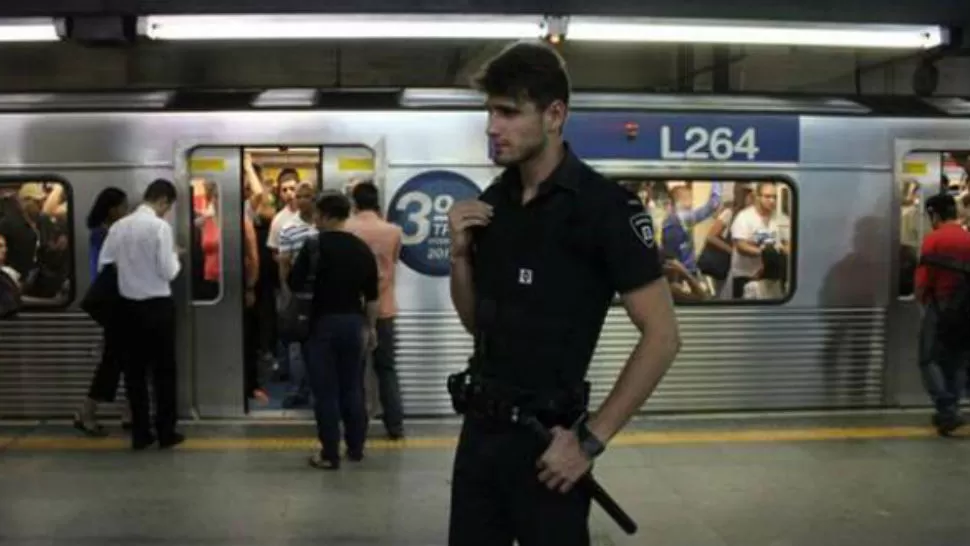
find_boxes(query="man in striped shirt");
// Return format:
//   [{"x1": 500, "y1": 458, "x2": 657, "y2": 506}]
[{"x1": 277, "y1": 182, "x2": 318, "y2": 408}]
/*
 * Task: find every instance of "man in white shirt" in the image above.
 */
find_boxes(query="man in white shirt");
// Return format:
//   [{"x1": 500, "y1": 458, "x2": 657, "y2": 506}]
[
  {"x1": 277, "y1": 182, "x2": 317, "y2": 408},
  {"x1": 266, "y1": 169, "x2": 302, "y2": 256},
  {"x1": 729, "y1": 182, "x2": 790, "y2": 300},
  {"x1": 98, "y1": 179, "x2": 183, "y2": 450}
]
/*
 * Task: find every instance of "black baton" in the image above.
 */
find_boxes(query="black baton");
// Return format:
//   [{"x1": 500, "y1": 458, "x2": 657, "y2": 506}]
[{"x1": 519, "y1": 414, "x2": 638, "y2": 535}]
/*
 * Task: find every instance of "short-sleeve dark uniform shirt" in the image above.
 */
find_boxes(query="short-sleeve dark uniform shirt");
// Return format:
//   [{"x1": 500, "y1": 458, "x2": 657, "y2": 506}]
[{"x1": 470, "y1": 143, "x2": 663, "y2": 391}]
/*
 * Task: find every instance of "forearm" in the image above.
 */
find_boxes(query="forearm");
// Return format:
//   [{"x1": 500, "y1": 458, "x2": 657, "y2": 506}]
[
  {"x1": 365, "y1": 300, "x2": 378, "y2": 329},
  {"x1": 450, "y1": 256, "x2": 476, "y2": 334},
  {"x1": 587, "y1": 329, "x2": 680, "y2": 444}
]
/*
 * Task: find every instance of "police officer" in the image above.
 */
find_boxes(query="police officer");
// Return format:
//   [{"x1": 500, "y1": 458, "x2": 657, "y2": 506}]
[{"x1": 446, "y1": 41, "x2": 682, "y2": 546}]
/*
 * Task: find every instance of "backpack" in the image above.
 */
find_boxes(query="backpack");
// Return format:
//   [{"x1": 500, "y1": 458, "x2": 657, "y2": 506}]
[{"x1": 919, "y1": 253, "x2": 970, "y2": 350}]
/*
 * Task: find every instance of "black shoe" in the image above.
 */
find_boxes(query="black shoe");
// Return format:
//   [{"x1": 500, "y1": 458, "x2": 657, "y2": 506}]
[
  {"x1": 932, "y1": 414, "x2": 964, "y2": 437},
  {"x1": 158, "y1": 433, "x2": 185, "y2": 449},
  {"x1": 132, "y1": 436, "x2": 156, "y2": 451}
]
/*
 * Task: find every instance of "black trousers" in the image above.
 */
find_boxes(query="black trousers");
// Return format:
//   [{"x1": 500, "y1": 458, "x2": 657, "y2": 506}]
[
  {"x1": 243, "y1": 302, "x2": 260, "y2": 395},
  {"x1": 372, "y1": 317, "x2": 404, "y2": 433},
  {"x1": 448, "y1": 416, "x2": 591, "y2": 546},
  {"x1": 86, "y1": 322, "x2": 123, "y2": 403},
  {"x1": 118, "y1": 297, "x2": 177, "y2": 445}
]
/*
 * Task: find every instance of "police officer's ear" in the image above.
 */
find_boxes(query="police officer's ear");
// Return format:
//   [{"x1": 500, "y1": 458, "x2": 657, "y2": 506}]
[{"x1": 543, "y1": 99, "x2": 567, "y2": 134}]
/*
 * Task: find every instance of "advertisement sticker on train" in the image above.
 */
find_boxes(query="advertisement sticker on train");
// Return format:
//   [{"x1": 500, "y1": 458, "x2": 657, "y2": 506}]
[
  {"x1": 563, "y1": 113, "x2": 801, "y2": 163},
  {"x1": 387, "y1": 170, "x2": 482, "y2": 277}
]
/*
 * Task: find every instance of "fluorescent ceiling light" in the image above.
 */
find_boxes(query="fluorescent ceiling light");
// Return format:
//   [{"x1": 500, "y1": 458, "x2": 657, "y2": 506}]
[
  {"x1": 142, "y1": 14, "x2": 545, "y2": 41},
  {"x1": 0, "y1": 18, "x2": 59, "y2": 42},
  {"x1": 562, "y1": 17, "x2": 947, "y2": 49}
]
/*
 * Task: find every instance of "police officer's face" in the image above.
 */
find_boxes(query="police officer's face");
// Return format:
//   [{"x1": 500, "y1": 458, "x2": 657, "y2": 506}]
[{"x1": 485, "y1": 95, "x2": 566, "y2": 167}]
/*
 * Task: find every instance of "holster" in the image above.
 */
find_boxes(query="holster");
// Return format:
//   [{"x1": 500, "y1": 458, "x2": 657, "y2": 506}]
[{"x1": 446, "y1": 357, "x2": 590, "y2": 428}]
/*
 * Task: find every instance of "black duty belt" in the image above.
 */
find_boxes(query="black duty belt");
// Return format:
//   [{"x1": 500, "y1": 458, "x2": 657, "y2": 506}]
[
  {"x1": 445, "y1": 367, "x2": 639, "y2": 536},
  {"x1": 447, "y1": 370, "x2": 588, "y2": 428}
]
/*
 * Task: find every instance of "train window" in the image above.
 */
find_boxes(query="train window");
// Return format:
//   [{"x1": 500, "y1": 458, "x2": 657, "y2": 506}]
[
  {"x1": 616, "y1": 178, "x2": 795, "y2": 304},
  {"x1": 0, "y1": 179, "x2": 74, "y2": 314},
  {"x1": 190, "y1": 176, "x2": 222, "y2": 303},
  {"x1": 897, "y1": 150, "x2": 970, "y2": 300}
]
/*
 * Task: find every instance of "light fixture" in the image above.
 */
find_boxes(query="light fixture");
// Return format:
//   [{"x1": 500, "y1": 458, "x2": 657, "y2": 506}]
[
  {"x1": 559, "y1": 17, "x2": 948, "y2": 49},
  {"x1": 399, "y1": 88, "x2": 871, "y2": 114},
  {"x1": 0, "y1": 18, "x2": 60, "y2": 42},
  {"x1": 141, "y1": 14, "x2": 547, "y2": 41}
]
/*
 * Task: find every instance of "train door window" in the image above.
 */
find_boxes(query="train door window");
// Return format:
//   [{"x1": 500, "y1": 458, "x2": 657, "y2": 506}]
[
  {"x1": 896, "y1": 150, "x2": 970, "y2": 300},
  {"x1": 614, "y1": 178, "x2": 796, "y2": 304},
  {"x1": 189, "y1": 174, "x2": 223, "y2": 303},
  {"x1": 0, "y1": 179, "x2": 74, "y2": 314}
]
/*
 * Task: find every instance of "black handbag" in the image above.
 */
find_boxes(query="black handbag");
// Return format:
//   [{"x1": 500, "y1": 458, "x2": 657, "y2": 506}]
[
  {"x1": 80, "y1": 263, "x2": 121, "y2": 327},
  {"x1": 0, "y1": 270, "x2": 21, "y2": 319},
  {"x1": 697, "y1": 242, "x2": 732, "y2": 280},
  {"x1": 278, "y1": 238, "x2": 321, "y2": 342}
]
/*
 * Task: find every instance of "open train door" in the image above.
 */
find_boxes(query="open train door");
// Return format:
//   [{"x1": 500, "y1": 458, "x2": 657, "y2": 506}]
[
  {"x1": 887, "y1": 140, "x2": 968, "y2": 407},
  {"x1": 174, "y1": 138, "x2": 385, "y2": 419}
]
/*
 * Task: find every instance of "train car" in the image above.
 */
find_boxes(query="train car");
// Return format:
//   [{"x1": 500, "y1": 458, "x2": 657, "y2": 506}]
[{"x1": 0, "y1": 88, "x2": 967, "y2": 420}]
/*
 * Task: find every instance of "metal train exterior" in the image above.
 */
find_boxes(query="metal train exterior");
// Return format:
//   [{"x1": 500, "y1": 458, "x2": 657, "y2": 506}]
[{"x1": 0, "y1": 89, "x2": 966, "y2": 420}]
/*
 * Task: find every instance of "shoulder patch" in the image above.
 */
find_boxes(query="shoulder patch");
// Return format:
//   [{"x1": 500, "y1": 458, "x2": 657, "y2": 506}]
[{"x1": 629, "y1": 211, "x2": 656, "y2": 249}]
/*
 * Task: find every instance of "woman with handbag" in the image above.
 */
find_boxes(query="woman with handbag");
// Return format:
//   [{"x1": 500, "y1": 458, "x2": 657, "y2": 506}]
[{"x1": 73, "y1": 187, "x2": 130, "y2": 436}]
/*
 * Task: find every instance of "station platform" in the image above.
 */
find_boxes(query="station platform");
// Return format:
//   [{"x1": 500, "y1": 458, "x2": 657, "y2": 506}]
[{"x1": 2, "y1": 409, "x2": 969, "y2": 546}]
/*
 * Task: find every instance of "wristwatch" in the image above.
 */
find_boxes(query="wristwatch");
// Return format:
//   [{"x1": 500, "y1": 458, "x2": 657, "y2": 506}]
[{"x1": 574, "y1": 414, "x2": 606, "y2": 460}]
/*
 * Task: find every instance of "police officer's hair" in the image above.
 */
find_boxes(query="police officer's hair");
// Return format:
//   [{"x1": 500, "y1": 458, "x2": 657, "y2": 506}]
[
  {"x1": 351, "y1": 181, "x2": 380, "y2": 212},
  {"x1": 143, "y1": 178, "x2": 176, "y2": 204},
  {"x1": 315, "y1": 191, "x2": 352, "y2": 221},
  {"x1": 926, "y1": 193, "x2": 957, "y2": 221},
  {"x1": 472, "y1": 40, "x2": 571, "y2": 110}
]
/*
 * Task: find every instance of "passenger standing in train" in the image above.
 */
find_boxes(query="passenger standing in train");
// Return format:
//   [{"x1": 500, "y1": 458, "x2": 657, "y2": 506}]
[
  {"x1": 914, "y1": 193, "x2": 970, "y2": 436},
  {"x1": 98, "y1": 179, "x2": 184, "y2": 450},
  {"x1": 661, "y1": 181, "x2": 722, "y2": 278},
  {"x1": 277, "y1": 182, "x2": 318, "y2": 408},
  {"x1": 266, "y1": 169, "x2": 302, "y2": 383},
  {"x1": 243, "y1": 205, "x2": 267, "y2": 404},
  {"x1": 345, "y1": 181, "x2": 405, "y2": 440},
  {"x1": 729, "y1": 182, "x2": 789, "y2": 299},
  {"x1": 289, "y1": 192, "x2": 379, "y2": 470},
  {"x1": 73, "y1": 187, "x2": 132, "y2": 435},
  {"x1": 0, "y1": 184, "x2": 60, "y2": 290},
  {"x1": 446, "y1": 41, "x2": 679, "y2": 545}
]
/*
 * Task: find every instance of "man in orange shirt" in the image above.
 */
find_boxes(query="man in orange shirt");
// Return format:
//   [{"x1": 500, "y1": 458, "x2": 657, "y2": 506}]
[
  {"x1": 345, "y1": 181, "x2": 405, "y2": 439},
  {"x1": 915, "y1": 193, "x2": 970, "y2": 436}
]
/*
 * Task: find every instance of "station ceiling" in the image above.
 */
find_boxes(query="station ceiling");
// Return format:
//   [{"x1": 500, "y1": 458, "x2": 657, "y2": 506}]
[{"x1": 1, "y1": 0, "x2": 968, "y2": 26}]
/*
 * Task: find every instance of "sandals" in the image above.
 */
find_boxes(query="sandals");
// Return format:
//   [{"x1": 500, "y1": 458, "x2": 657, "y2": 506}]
[
  {"x1": 73, "y1": 412, "x2": 108, "y2": 437},
  {"x1": 308, "y1": 452, "x2": 340, "y2": 470}
]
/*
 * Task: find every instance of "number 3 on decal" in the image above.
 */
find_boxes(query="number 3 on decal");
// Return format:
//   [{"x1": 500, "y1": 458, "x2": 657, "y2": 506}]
[{"x1": 395, "y1": 191, "x2": 432, "y2": 245}]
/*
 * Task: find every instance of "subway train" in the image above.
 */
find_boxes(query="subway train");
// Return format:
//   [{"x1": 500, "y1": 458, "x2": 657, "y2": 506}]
[{"x1": 0, "y1": 88, "x2": 967, "y2": 421}]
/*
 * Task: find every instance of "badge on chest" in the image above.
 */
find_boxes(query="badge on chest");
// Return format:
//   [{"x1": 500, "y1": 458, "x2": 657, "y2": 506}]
[{"x1": 518, "y1": 268, "x2": 534, "y2": 285}]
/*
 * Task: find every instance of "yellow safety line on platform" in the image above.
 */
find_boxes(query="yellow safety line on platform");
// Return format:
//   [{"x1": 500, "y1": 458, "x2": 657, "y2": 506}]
[{"x1": 0, "y1": 425, "x2": 944, "y2": 451}]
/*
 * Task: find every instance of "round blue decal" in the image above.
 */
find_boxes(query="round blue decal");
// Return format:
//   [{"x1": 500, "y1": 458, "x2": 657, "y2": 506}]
[{"x1": 387, "y1": 170, "x2": 482, "y2": 277}]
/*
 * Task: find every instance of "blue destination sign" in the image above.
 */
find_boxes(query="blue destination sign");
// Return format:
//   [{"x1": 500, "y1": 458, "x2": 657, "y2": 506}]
[{"x1": 563, "y1": 112, "x2": 801, "y2": 163}]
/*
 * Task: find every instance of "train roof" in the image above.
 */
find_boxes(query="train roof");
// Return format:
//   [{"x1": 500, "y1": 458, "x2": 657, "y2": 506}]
[{"x1": 0, "y1": 87, "x2": 966, "y2": 117}]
